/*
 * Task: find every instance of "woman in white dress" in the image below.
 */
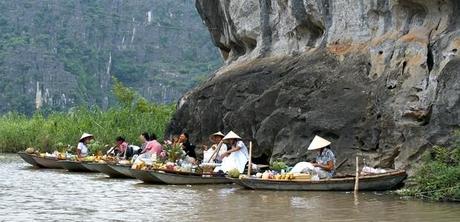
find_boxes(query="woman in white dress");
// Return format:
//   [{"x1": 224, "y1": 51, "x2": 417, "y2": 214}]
[
  {"x1": 218, "y1": 131, "x2": 249, "y2": 173},
  {"x1": 203, "y1": 131, "x2": 228, "y2": 163},
  {"x1": 77, "y1": 133, "x2": 93, "y2": 158}
]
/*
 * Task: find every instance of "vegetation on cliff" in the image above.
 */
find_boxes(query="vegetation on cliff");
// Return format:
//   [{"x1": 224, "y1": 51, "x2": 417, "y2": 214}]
[
  {"x1": 401, "y1": 131, "x2": 460, "y2": 201},
  {"x1": 0, "y1": 79, "x2": 174, "y2": 153}
]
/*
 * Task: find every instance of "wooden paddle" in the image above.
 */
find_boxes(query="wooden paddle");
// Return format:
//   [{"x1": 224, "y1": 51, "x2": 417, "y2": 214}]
[
  {"x1": 335, "y1": 158, "x2": 348, "y2": 171},
  {"x1": 207, "y1": 141, "x2": 223, "y2": 163}
]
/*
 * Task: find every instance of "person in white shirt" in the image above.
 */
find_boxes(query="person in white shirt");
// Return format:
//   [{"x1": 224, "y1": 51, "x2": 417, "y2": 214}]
[
  {"x1": 218, "y1": 131, "x2": 249, "y2": 173},
  {"x1": 77, "y1": 133, "x2": 93, "y2": 158},
  {"x1": 203, "y1": 131, "x2": 228, "y2": 163}
]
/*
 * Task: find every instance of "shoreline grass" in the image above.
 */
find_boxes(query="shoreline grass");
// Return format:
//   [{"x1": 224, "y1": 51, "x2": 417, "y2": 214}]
[
  {"x1": 0, "y1": 78, "x2": 175, "y2": 153},
  {"x1": 400, "y1": 130, "x2": 460, "y2": 201}
]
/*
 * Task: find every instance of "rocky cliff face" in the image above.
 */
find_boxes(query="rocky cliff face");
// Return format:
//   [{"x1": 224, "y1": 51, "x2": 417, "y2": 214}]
[{"x1": 168, "y1": 0, "x2": 460, "y2": 173}]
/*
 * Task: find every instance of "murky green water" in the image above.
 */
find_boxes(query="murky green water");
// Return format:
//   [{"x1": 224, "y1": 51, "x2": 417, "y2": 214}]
[{"x1": 1, "y1": 154, "x2": 459, "y2": 222}]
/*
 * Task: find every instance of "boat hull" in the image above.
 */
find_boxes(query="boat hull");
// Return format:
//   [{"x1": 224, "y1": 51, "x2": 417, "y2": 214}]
[
  {"x1": 83, "y1": 163, "x2": 130, "y2": 178},
  {"x1": 235, "y1": 171, "x2": 407, "y2": 191},
  {"x1": 137, "y1": 170, "x2": 231, "y2": 185},
  {"x1": 58, "y1": 160, "x2": 95, "y2": 172},
  {"x1": 31, "y1": 156, "x2": 64, "y2": 169},
  {"x1": 17, "y1": 152, "x2": 43, "y2": 168},
  {"x1": 107, "y1": 164, "x2": 136, "y2": 178},
  {"x1": 130, "y1": 169, "x2": 164, "y2": 184}
]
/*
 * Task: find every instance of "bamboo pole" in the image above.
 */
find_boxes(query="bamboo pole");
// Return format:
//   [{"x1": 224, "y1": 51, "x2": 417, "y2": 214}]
[
  {"x1": 247, "y1": 141, "x2": 253, "y2": 177},
  {"x1": 354, "y1": 156, "x2": 359, "y2": 193}
]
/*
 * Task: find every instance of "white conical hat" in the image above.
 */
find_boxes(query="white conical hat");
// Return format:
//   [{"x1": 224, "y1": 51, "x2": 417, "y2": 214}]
[
  {"x1": 79, "y1": 133, "x2": 93, "y2": 142},
  {"x1": 209, "y1": 131, "x2": 225, "y2": 142},
  {"x1": 223, "y1": 131, "x2": 242, "y2": 141},
  {"x1": 307, "y1": 135, "x2": 331, "y2": 150},
  {"x1": 211, "y1": 131, "x2": 225, "y2": 137}
]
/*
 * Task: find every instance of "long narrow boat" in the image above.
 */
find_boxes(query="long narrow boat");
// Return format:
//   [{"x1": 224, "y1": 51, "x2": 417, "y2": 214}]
[
  {"x1": 31, "y1": 156, "x2": 64, "y2": 169},
  {"x1": 17, "y1": 152, "x2": 43, "y2": 168},
  {"x1": 107, "y1": 164, "x2": 137, "y2": 178},
  {"x1": 133, "y1": 169, "x2": 231, "y2": 185},
  {"x1": 233, "y1": 170, "x2": 407, "y2": 191},
  {"x1": 58, "y1": 160, "x2": 95, "y2": 172},
  {"x1": 82, "y1": 163, "x2": 130, "y2": 178},
  {"x1": 129, "y1": 169, "x2": 164, "y2": 184}
]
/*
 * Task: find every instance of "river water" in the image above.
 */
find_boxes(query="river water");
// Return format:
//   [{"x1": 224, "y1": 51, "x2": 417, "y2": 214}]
[{"x1": 1, "y1": 154, "x2": 458, "y2": 222}]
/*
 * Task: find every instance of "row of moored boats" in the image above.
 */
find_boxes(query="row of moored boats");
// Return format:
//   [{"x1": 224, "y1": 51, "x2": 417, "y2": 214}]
[{"x1": 18, "y1": 151, "x2": 407, "y2": 191}]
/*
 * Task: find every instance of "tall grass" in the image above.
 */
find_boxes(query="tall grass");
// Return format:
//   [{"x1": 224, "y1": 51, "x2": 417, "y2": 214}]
[{"x1": 0, "y1": 78, "x2": 175, "y2": 153}]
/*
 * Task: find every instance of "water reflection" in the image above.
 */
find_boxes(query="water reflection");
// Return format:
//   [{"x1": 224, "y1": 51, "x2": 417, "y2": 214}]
[{"x1": 1, "y1": 154, "x2": 459, "y2": 221}]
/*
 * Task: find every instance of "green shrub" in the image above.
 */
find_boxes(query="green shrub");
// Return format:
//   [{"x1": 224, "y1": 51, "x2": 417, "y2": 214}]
[
  {"x1": 0, "y1": 79, "x2": 175, "y2": 153},
  {"x1": 405, "y1": 133, "x2": 460, "y2": 201}
]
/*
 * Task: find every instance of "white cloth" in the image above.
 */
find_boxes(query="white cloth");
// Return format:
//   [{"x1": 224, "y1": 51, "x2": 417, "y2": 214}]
[
  {"x1": 290, "y1": 162, "x2": 314, "y2": 173},
  {"x1": 77, "y1": 142, "x2": 88, "y2": 157},
  {"x1": 203, "y1": 144, "x2": 228, "y2": 163},
  {"x1": 290, "y1": 162, "x2": 330, "y2": 179},
  {"x1": 219, "y1": 141, "x2": 248, "y2": 173}
]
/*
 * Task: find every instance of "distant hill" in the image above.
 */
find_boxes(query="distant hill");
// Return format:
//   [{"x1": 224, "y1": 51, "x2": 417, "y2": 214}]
[{"x1": 0, "y1": 0, "x2": 222, "y2": 114}]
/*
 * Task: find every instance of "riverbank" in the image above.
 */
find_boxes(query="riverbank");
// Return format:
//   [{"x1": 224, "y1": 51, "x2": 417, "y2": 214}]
[
  {"x1": 0, "y1": 79, "x2": 175, "y2": 153},
  {"x1": 400, "y1": 131, "x2": 460, "y2": 202}
]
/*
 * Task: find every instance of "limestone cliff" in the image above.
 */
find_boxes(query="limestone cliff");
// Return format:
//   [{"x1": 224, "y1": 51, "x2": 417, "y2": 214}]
[{"x1": 167, "y1": 0, "x2": 460, "y2": 173}]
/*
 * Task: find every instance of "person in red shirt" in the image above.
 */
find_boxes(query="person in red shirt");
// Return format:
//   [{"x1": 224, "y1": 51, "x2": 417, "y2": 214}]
[{"x1": 114, "y1": 136, "x2": 129, "y2": 158}]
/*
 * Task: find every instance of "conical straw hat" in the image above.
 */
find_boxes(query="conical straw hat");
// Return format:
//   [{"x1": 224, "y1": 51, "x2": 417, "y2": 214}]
[
  {"x1": 223, "y1": 131, "x2": 241, "y2": 141},
  {"x1": 211, "y1": 131, "x2": 225, "y2": 137},
  {"x1": 307, "y1": 135, "x2": 331, "y2": 150},
  {"x1": 79, "y1": 133, "x2": 93, "y2": 142},
  {"x1": 209, "y1": 131, "x2": 225, "y2": 142}
]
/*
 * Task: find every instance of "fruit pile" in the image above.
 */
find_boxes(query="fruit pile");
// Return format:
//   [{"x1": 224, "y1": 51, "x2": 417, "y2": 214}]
[{"x1": 254, "y1": 170, "x2": 311, "y2": 180}]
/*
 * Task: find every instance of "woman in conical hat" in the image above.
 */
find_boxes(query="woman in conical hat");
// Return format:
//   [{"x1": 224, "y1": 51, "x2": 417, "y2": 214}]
[
  {"x1": 203, "y1": 131, "x2": 228, "y2": 163},
  {"x1": 77, "y1": 133, "x2": 93, "y2": 158},
  {"x1": 309, "y1": 135, "x2": 336, "y2": 178},
  {"x1": 290, "y1": 135, "x2": 336, "y2": 178},
  {"x1": 216, "y1": 131, "x2": 249, "y2": 173}
]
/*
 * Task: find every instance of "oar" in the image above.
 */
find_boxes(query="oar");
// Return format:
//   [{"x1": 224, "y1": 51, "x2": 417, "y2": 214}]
[
  {"x1": 335, "y1": 158, "x2": 348, "y2": 171},
  {"x1": 207, "y1": 141, "x2": 223, "y2": 163}
]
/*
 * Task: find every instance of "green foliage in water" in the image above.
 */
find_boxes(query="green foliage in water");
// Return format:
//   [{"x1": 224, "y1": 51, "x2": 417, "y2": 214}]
[
  {"x1": 402, "y1": 131, "x2": 460, "y2": 201},
  {"x1": 0, "y1": 79, "x2": 175, "y2": 153}
]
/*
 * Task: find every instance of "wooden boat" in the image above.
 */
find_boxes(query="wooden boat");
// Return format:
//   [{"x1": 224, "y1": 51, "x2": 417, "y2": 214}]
[
  {"x1": 107, "y1": 164, "x2": 137, "y2": 178},
  {"x1": 129, "y1": 169, "x2": 164, "y2": 184},
  {"x1": 57, "y1": 160, "x2": 95, "y2": 172},
  {"x1": 133, "y1": 169, "x2": 231, "y2": 185},
  {"x1": 233, "y1": 170, "x2": 407, "y2": 191},
  {"x1": 17, "y1": 152, "x2": 43, "y2": 168},
  {"x1": 31, "y1": 155, "x2": 64, "y2": 169},
  {"x1": 82, "y1": 163, "x2": 130, "y2": 178}
]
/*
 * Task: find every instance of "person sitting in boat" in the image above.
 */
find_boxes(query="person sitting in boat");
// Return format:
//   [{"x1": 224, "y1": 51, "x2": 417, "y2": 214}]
[
  {"x1": 77, "y1": 133, "x2": 93, "y2": 158},
  {"x1": 178, "y1": 132, "x2": 197, "y2": 161},
  {"x1": 203, "y1": 131, "x2": 228, "y2": 163},
  {"x1": 137, "y1": 132, "x2": 150, "y2": 154},
  {"x1": 113, "y1": 136, "x2": 138, "y2": 159},
  {"x1": 141, "y1": 133, "x2": 163, "y2": 156},
  {"x1": 216, "y1": 131, "x2": 249, "y2": 173},
  {"x1": 291, "y1": 135, "x2": 336, "y2": 179}
]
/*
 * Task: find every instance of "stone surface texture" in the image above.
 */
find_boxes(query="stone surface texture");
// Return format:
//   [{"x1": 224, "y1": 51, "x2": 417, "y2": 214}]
[{"x1": 167, "y1": 0, "x2": 460, "y2": 174}]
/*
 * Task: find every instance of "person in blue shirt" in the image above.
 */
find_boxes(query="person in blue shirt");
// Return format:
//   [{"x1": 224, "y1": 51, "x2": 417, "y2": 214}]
[{"x1": 308, "y1": 135, "x2": 336, "y2": 178}]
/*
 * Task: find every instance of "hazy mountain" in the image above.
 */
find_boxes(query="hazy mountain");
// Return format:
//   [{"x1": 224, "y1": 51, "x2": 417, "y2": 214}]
[{"x1": 0, "y1": 0, "x2": 221, "y2": 114}]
